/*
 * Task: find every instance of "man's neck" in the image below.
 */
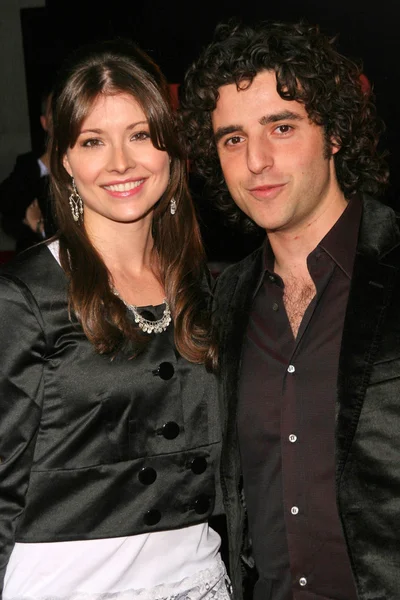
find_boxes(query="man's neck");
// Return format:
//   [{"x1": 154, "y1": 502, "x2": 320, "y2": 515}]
[{"x1": 270, "y1": 194, "x2": 348, "y2": 278}]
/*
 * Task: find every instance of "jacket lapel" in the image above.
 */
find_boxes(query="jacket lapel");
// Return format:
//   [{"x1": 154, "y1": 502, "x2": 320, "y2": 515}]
[
  {"x1": 336, "y1": 196, "x2": 400, "y2": 481},
  {"x1": 216, "y1": 248, "x2": 263, "y2": 433}
]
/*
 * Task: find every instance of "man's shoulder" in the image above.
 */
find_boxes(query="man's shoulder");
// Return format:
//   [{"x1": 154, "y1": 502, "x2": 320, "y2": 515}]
[
  {"x1": 362, "y1": 193, "x2": 400, "y2": 218},
  {"x1": 15, "y1": 151, "x2": 37, "y2": 162},
  {"x1": 0, "y1": 152, "x2": 40, "y2": 187},
  {"x1": 13, "y1": 151, "x2": 40, "y2": 173},
  {"x1": 217, "y1": 246, "x2": 263, "y2": 286},
  {"x1": 213, "y1": 246, "x2": 263, "y2": 315},
  {"x1": 358, "y1": 194, "x2": 400, "y2": 259}
]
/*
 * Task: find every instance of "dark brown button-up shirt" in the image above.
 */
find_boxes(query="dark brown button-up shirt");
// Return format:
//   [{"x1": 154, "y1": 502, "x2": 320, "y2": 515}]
[{"x1": 237, "y1": 197, "x2": 362, "y2": 600}]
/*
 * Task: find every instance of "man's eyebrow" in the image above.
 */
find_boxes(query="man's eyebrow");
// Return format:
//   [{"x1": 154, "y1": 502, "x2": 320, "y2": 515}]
[
  {"x1": 214, "y1": 125, "x2": 242, "y2": 144},
  {"x1": 214, "y1": 111, "x2": 304, "y2": 144},
  {"x1": 259, "y1": 111, "x2": 303, "y2": 125}
]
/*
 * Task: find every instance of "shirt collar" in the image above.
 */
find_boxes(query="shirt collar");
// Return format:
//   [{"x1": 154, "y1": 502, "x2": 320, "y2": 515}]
[
  {"x1": 37, "y1": 157, "x2": 49, "y2": 177},
  {"x1": 318, "y1": 195, "x2": 361, "y2": 279},
  {"x1": 255, "y1": 195, "x2": 362, "y2": 296}
]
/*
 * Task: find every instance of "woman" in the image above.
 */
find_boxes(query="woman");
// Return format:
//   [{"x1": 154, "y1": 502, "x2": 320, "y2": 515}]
[{"x1": 0, "y1": 39, "x2": 228, "y2": 600}]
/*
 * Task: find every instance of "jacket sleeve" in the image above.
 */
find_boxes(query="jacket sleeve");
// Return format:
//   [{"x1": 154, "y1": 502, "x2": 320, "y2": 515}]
[{"x1": 0, "y1": 275, "x2": 45, "y2": 595}]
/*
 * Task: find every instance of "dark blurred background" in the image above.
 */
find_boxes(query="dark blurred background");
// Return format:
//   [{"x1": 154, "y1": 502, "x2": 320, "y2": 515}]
[{"x1": 18, "y1": 0, "x2": 400, "y2": 262}]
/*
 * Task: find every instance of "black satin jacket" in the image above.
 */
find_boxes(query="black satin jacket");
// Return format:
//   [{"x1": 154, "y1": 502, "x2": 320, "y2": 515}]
[
  {"x1": 214, "y1": 195, "x2": 400, "y2": 600},
  {"x1": 0, "y1": 244, "x2": 222, "y2": 592}
]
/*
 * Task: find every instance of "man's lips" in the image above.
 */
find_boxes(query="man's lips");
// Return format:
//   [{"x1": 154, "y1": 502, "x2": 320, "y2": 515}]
[{"x1": 248, "y1": 183, "x2": 286, "y2": 198}]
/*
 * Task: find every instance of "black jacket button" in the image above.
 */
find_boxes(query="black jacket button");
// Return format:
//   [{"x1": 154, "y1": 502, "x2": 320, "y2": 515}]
[
  {"x1": 153, "y1": 362, "x2": 174, "y2": 380},
  {"x1": 138, "y1": 467, "x2": 157, "y2": 485},
  {"x1": 162, "y1": 421, "x2": 180, "y2": 439},
  {"x1": 190, "y1": 457, "x2": 207, "y2": 474},
  {"x1": 144, "y1": 509, "x2": 161, "y2": 526},
  {"x1": 193, "y1": 494, "x2": 210, "y2": 514}
]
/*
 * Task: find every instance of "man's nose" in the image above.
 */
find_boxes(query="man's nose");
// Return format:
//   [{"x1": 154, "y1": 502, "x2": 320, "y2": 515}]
[{"x1": 247, "y1": 138, "x2": 273, "y2": 174}]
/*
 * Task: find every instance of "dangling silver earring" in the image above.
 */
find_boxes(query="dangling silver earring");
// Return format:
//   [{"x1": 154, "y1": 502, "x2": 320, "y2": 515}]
[
  {"x1": 170, "y1": 197, "x2": 177, "y2": 215},
  {"x1": 69, "y1": 178, "x2": 83, "y2": 222}
]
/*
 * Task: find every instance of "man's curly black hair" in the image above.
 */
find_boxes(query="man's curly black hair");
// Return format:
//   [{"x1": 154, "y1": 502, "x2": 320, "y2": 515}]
[{"x1": 179, "y1": 19, "x2": 389, "y2": 232}]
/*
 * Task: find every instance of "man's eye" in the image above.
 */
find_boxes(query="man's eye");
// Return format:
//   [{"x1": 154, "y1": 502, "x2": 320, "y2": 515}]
[
  {"x1": 275, "y1": 125, "x2": 293, "y2": 134},
  {"x1": 225, "y1": 135, "x2": 243, "y2": 146}
]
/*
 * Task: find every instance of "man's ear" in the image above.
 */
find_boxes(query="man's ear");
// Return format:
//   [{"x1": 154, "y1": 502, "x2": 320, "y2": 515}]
[
  {"x1": 63, "y1": 154, "x2": 73, "y2": 177},
  {"x1": 330, "y1": 137, "x2": 341, "y2": 156},
  {"x1": 40, "y1": 115, "x2": 48, "y2": 133}
]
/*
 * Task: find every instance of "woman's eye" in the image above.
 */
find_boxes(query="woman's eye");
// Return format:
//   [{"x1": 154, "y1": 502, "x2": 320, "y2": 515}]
[
  {"x1": 82, "y1": 138, "x2": 102, "y2": 147},
  {"x1": 131, "y1": 131, "x2": 151, "y2": 141}
]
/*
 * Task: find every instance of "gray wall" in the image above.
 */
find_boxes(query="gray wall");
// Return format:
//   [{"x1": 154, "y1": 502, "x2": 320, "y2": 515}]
[{"x1": 0, "y1": 0, "x2": 45, "y2": 250}]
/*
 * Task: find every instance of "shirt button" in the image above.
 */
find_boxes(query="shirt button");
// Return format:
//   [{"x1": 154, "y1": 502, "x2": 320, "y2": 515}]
[
  {"x1": 268, "y1": 275, "x2": 275, "y2": 282},
  {"x1": 287, "y1": 365, "x2": 295, "y2": 373},
  {"x1": 161, "y1": 421, "x2": 180, "y2": 439},
  {"x1": 152, "y1": 362, "x2": 174, "y2": 380},
  {"x1": 289, "y1": 434, "x2": 297, "y2": 443},
  {"x1": 299, "y1": 577, "x2": 307, "y2": 587},
  {"x1": 272, "y1": 302, "x2": 279, "y2": 311},
  {"x1": 144, "y1": 509, "x2": 161, "y2": 526},
  {"x1": 138, "y1": 467, "x2": 157, "y2": 485},
  {"x1": 192, "y1": 494, "x2": 211, "y2": 514},
  {"x1": 291, "y1": 506, "x2": 299, "y2": 515},
  {"x1": 190, "y1": 456, "x2": 207, "y2": 474}
]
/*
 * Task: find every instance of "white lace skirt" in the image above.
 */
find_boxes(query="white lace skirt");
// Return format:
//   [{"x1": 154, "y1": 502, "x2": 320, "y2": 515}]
[{"x1": 4, "y1": 554, "x2": 232, "y2": 600}]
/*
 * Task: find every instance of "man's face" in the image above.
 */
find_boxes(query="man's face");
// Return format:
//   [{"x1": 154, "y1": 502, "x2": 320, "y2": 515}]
[{"x1": 211, "y1": 70, "x2": 342, "y2": 237}]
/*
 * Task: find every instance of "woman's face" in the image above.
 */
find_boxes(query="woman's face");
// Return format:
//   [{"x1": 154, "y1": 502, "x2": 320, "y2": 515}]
[{"x1": 63, "y1": 92, "x2": 170, "y2": 233}]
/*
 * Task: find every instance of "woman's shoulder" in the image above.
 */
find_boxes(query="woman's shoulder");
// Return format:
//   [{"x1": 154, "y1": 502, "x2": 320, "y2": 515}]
[{"x1": 0, "y1": 241, "x2": 65, "y2": 294}]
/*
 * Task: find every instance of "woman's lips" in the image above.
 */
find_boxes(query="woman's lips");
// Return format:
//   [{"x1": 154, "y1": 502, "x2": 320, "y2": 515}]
[{"x1": 103, "y1": 179, "x2": 146, "y2": 197}]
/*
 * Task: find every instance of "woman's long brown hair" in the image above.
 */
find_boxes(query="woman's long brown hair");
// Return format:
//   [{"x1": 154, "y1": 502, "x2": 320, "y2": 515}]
[{"x1": 49, "y1": 38, "x2": 217, "y2": 370}]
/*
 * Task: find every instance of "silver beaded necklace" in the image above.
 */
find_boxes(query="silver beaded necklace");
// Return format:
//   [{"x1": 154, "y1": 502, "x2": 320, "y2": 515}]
[{"x1": 113, "y1": 289, "x2": 171, "y2": 334}]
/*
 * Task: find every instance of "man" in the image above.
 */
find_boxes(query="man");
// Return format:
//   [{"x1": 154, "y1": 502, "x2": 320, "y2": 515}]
[
  {"x1": 0, "y1": 86, "x2": 57, "y2": 253},
  {"x1": 180, "y1": 20, "x2": 399, "y2": 600}
]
